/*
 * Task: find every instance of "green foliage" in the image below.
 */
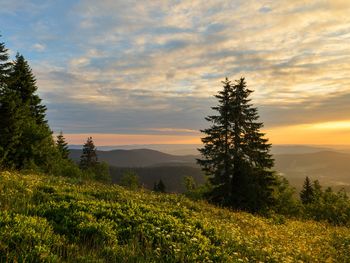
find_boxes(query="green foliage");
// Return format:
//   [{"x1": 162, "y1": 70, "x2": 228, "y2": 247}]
[
  {"x1": 272, "y1": 174, "x2": 301, "y2": 216},
  {"x1": 0, "y1": 34, "x2": 11, "y2": 86},
  {"x1": 56, "y1": 131, "x2": 70, "y2": 159},
  {"x1": 198, "y1": 77, "x2": 275, "y2": 211},
  {"x1": 51, "y1": 158, "x2": 83, "y2": 178},
  {"x1": 302, "y1": 184, "x2": 350, "y2": 225},
  {"x1": 300, "y1": 176, "x2": 314, "y2": 204},
  {"x1": 79, "y1": 137, "x2": 98, "y2": 170},
  {"x1": 86, "y1": 161, "x2": 111, "y2": 183},
  {"x1": 78, "y1": 137, "x2": 111, "y2": 183},
  {"x1": 153, "y1": 179, "x2": 166, "y2": 192},
  {"x1": 183, "y1": 176, "x2": 213, "y2": 200},
  {"x1": 120, "y1": 170, "x2": 140, "y2": 190},
  {"x1": 0, "y1": 43, "x2": 59, "y2": 172},
  {"x1": 184, "y1": 175, "x2": 197, "y2": 192},
  {"x1": 0, "y1": 211, "x2": 64, "y2": 262},
  {"x1": 1, "y1": 171, "x2": 350, "y2": 262}
]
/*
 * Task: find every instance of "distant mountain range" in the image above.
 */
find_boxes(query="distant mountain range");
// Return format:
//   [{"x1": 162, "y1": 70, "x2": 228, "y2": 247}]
[
  {"x1": 69, "y1": 146, "x2": 350, "y2": 193},
  {"x1": 69, "y1": 144, "x2": 350, "y2": 155},
  {"x1": 69, "y1": 149, "x2": 197, "y2": 167}
]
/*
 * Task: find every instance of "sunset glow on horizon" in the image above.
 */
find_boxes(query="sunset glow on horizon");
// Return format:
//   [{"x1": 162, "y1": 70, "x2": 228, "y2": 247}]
[{"x1": 63, "y1": 119, "x2": 350, "y2": 146}]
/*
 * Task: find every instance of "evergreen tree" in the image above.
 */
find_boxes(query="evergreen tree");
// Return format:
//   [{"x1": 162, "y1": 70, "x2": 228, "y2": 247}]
[
  {"x1": 80, "y1": 137, "x2": 98, "y2": 170},
  {"x1": 198, "y1": 77, "x2": 275, "y2": 211},
  {"x1": 300, "y1": 176, "x2": 314, "y2": 204},
  {"x1": 8, "y1": 53, "x2": 47, "y2": 124},
  {"x1": 153, "y1": 179, "x2": 166, "y2": 193},
  {"x1": 157, "y1": 179, "x2": 166, "y2": 193},
  {"x1": 0, "y1": 47, "x2": 56, "y2": 170},
  {"x1": 56, "y1": 131, "x2": 70, "y2": 159},
  {"x1": 0, "y1": 34, "x2": 11, "y2": 87}
]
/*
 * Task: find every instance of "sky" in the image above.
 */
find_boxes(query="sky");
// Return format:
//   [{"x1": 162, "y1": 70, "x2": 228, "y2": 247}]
[{"x1": 1, "y1": 0, "x2": 350, "y2": 146}]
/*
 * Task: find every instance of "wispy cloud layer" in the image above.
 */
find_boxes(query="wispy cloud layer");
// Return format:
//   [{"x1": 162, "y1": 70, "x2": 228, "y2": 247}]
[{"x1": 1, "y1": 0, "x2": 350, "y2": 144}]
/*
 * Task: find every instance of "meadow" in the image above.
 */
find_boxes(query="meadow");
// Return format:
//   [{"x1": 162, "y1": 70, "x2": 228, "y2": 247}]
[{"x1": 0, "y1": 171, "x2": 349, "y2": 262}]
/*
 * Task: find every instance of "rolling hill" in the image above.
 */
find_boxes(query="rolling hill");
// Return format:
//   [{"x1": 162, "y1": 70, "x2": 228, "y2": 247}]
[
  {"x1": 69, "y1": 148, "x2": 197, "y2": 167},
  {"x1": 1, "y1": 171, "x2": 349, "y2": 262}
]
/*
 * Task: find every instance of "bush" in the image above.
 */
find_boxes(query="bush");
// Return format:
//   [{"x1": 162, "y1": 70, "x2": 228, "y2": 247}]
[
  {"x1": 80, "y1": 162, "x2": 111, "y2": 183},
  {"x1": 272, "y1": 175, "x2": 301, "y2": 217},
  {"x1": 120, "y1": 170, "x2": 140, "y2": 190},
  {"x1": 303, "y1": 187, "x2": 350, "y2": 225},
  {"x1": 52, "y1": 159, "x2": 83, "y2": 178},
  {"x1": 0, "y1": 211, "x2": 63, "y2": 262}
]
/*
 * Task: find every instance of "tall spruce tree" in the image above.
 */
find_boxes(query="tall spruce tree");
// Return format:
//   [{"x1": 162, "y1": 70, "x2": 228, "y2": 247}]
[
  {"x1": 0, "y1": 48, "x2": 56, "y2": 170},
  {"x1": 198, "y1": 77, "x2": 275, "y2": 211},
  {"x1": 56, "y1": 131, "x2": 70, "y2": 159},
  {"x1": 9, "y1": 54, "x2": 47, "y2": 124},
  {"x1": 300, "y1": 176, "x2": 314, "y2": 204},
  {"x1": 80, "y1": 137, "x2": 98, "y2": 170}
]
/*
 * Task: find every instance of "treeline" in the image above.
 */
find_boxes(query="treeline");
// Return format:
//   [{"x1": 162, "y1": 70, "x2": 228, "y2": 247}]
[{"x1": 0, "y1": 36, "x2": 110, "y2": 182}]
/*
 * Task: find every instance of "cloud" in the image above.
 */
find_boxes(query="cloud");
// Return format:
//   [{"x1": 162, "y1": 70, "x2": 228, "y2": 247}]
[
  {"x1": 32, "y1": 43, "x2": 46, "y2": 52},
  {"x1": 1, "y1": 0, "x2": 350, "y2": 142}
]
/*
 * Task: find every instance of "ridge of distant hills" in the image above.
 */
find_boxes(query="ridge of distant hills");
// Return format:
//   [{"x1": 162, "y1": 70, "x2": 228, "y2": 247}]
[
  {"x1": 69, "y1": 149, "x2": 202, "y2": 192},
  {"x1": 69, "y1": 148, "x2": 197, "y2": 167},
  {"x1": 69, "y1": 147, "x2": 350, "y2": 193}
]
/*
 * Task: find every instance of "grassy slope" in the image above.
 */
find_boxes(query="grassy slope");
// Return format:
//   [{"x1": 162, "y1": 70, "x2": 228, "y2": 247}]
[{"x1": 0, "y1": 171, "x2": 349, "y2": 263}]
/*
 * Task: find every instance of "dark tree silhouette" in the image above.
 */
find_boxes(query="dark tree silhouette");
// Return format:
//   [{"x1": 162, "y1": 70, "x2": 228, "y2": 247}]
[
  {"x1": 300, "y1": 176, "x2": 314, "y2": 204},
  {"x1": 9, "y1": 54, "x2": 47, "y2": 125},
  {"x1": 153, "y1": 179, "x2": 166, "y2": 193},
  {"x1": 198, "y1": 77, "x2": 275, "y2": 211},
  {"x1": 158, "y1": 179, "x2": 166, "y2": 193},
  {"x1": 56, "y1": 131, "x2": 70, "y2": 159},
  {"x1": 80, "y1": 137, "x2": 98, "y2": 170},
  {"x1": 0, "y1": 49, "x2": 56, "y2": 170}
]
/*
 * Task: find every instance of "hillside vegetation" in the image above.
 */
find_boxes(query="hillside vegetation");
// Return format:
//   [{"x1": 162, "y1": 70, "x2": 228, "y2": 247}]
[{"x1": 1, "y1": 171, "x2": 350, "y2": 262}]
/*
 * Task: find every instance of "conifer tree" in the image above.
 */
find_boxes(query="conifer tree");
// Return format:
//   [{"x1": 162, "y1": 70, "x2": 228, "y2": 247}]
[
  {"x1": 157, "y1": 179, "x2": 166, "y2": 193},
  {"x1": 153, "y1": 179, "x2": 166, "y2": 193},
  {"x1": 0, "y1": 41, "x2": 56, "y2": 170},
  {"x1": 300, "y1": 176, "x2": 314, "y2": 204},
  {"x1": 8, "y1": 53, "x2": 47, "y2": 124},
  {"x1": 0, "y1": 34, "x2": 11, "y2": 86},
  {"x1": 198, "y1": 77, "x2": 275, "y2": 211},
  {"x1": 80, "y1": 137, "x2": 98, "y2": 170},
  {"x1": 3, "y1": 54, "x2": 56, "y2": 170},
  {"x1": 56, "y1": 131, "x2": 70, "y2": 159}
]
